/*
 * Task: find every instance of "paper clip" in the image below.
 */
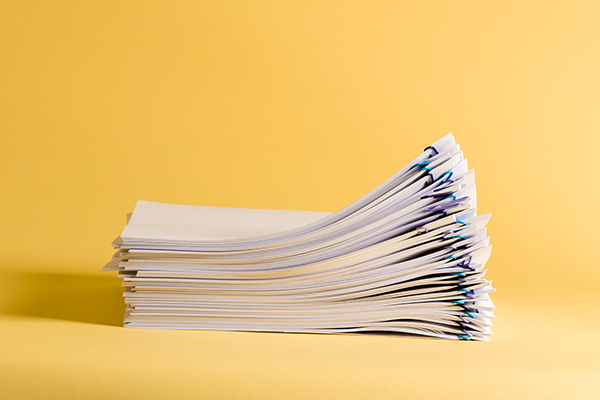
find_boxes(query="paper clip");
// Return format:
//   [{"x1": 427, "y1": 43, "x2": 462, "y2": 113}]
[
  {"x1": 424, "y1": 146, "x2": 439, "y2": 155},
  {"x1": 422, "y1": 193, "x2": 454, "y2": 199},
  {"x1": 413, "y1": 162, "x2": 430, "y2": 169},
  {"x1": 458, "y1": 255, "x2": 476, "y2": 271},
  {"x1": 439, "y1": 171, "x2": 453, "y2": 181}
]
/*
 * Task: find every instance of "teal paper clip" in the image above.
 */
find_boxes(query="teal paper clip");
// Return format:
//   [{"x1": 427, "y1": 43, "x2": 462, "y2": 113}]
[
  {"x1": 452, "y1": 273, "x2": 466, "y2": 277},
  {"x1": 419, "y1": 166, "x2": 432, "y2": 172},
  {"x1": 439, "y1": 171, "x2": 453, "y2": 180},
  {"x1": 466, "y1": 311, "x2": 476, "y2": 318},
  {"x1": 445, "y1": 256, "x2": 457, "y2": 260},
  {"x1": 453, "y1": 300, "x2": 465, "y2": 305},
  {"x1": 458, "y1": 334, "x2": 471, "y2": 341},
  {"x1": 413, "y1": 162, "x2": 429, "y2": 168},
  {"x1": 452, "y1": 235, "x2": 467, "y2": 240},
  {"x1": 456, "y1": 220, "x2": 468, "y2": 225}
]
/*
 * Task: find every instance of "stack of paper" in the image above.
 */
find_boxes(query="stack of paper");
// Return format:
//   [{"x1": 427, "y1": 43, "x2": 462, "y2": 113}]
[{"x1": 103, "y1": 133, "x2": 495, "y2": 340}]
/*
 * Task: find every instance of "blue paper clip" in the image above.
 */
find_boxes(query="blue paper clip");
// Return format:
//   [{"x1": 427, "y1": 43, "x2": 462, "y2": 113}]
[{"x1": 439, "y1": 171, "x2": 453, "y2": 181}]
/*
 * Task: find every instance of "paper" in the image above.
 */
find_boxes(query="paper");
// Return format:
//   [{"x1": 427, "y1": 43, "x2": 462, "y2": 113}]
[{"x1": 103, "y1": 133, "x2": 495, "y2": 341}]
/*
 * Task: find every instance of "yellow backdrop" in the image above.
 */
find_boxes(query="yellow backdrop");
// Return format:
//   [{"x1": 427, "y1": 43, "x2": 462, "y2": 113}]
[{"x1": 1, "y1": 1, "x2": 598, "y2": 399}]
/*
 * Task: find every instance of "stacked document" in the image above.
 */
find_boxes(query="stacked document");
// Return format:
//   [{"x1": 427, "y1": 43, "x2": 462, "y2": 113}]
[{"x1": 103, "y1": 133, "x2": 495, "y2": 340}]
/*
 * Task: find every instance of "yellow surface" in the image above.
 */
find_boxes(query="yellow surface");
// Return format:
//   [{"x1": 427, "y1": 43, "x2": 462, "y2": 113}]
[{"x1": 1, "y1": 1, "x2": 599, "y2": 398}]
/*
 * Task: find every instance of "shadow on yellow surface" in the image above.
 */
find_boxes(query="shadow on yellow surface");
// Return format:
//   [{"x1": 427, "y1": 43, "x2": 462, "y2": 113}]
[{"x1": 1, "y1": 270, "x2": 124, "y2": 327}]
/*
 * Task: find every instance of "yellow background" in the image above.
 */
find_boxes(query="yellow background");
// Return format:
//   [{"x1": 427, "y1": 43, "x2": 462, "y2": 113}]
[{"x1": 1, "y1": 1, "x2": 599, "y2": 398}]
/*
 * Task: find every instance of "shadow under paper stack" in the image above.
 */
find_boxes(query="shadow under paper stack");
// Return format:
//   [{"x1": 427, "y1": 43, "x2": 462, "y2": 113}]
[{"x1": 103, "y1": 133, "x2": 495, "y2": 340}]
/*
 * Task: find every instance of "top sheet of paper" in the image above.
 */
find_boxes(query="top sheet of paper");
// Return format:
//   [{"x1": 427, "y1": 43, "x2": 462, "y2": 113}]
[{"x1": 121, "y1": 200, "x2": 332, "y2": 242}]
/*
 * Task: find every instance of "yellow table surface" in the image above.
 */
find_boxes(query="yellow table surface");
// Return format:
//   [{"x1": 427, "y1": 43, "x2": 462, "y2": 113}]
[{"x1": 1, "y1": 269, "x2": 598, "y2": 399}]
